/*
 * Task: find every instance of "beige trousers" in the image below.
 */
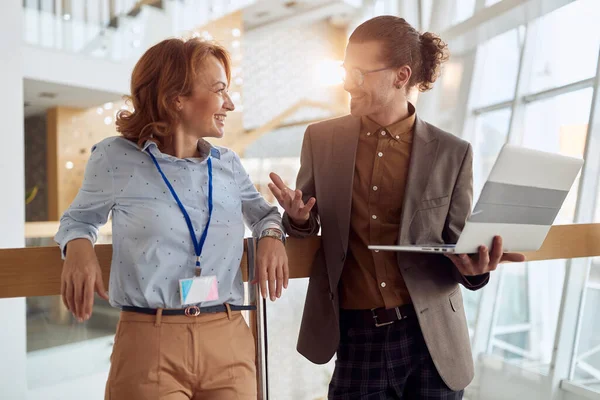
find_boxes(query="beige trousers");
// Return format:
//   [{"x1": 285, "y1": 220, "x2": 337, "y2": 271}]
[{"x1": 105, "y1": 308, "x2": 257, "y2": 400}]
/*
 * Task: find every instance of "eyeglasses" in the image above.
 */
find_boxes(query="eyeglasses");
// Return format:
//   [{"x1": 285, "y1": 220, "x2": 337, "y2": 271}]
[{"x1": 342, "y1": 65, "x2": 393, "y2": 87}]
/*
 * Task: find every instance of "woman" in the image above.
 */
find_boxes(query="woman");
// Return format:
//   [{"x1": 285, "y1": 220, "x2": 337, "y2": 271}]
[{"x1": 55, "y1": 37, "x2": 288, "y2": 399}]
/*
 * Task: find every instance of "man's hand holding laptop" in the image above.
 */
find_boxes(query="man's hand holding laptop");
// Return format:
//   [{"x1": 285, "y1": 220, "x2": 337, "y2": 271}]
[{"x1": 445, "y1": 236, "x2": 525, "y2": 276}]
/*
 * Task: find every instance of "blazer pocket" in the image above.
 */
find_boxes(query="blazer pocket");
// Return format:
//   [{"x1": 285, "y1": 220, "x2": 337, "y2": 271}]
[
  {"x1": 420, "y1": 195, "x2": 449, "y2": 210},
  {"x1": 449, "y1": 289, "x2": 463, "y2": 313}
]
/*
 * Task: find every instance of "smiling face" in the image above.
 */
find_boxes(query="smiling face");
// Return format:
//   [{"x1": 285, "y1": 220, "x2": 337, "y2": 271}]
[
  {"x1": 343, "y1": 40, "x2": 410, "y2": 123},
  {"x1": 178, "y1": 55, "x2": 235, "y2": 139}
]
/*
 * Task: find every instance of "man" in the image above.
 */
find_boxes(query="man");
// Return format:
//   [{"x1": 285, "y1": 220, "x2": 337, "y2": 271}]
[{"x1": 269, "y1": 16, "x2": 525, "y2": 399}]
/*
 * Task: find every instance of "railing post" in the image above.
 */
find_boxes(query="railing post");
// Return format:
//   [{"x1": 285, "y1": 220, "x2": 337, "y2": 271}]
[{"x1": 247, "y1": 237, "x2": 269, "y2": 399}]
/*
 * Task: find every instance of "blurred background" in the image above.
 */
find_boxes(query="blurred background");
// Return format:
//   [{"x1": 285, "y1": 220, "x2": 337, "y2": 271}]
[{"x1": 1, "y1": 0, "x2": 600, "y2": 399}]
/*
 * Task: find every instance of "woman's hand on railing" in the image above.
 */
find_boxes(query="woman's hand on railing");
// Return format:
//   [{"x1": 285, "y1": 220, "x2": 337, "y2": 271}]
[
  {"x1": 268, "y1": 172, "x2": 316, "y2": 227},
  {"x1": 253, "y1": 237, "x2": 289, "y2": 302},
  {"x1": 61, "y1": 238, "x2": 110, "y2": 322}
]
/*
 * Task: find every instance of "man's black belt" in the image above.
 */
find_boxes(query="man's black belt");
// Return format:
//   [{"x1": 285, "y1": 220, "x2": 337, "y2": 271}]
[{"x1": 340, "y1": 304, "x2": 416, "y2": 328}]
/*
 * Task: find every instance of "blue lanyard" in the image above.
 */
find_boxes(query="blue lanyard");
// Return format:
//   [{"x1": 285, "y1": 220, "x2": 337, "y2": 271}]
[{"x1": 147, "y1": 149, "x2": 213, "y2": 268}]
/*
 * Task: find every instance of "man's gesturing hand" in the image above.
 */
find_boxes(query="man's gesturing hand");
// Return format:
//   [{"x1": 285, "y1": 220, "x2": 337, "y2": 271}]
[{"x1": 268, "y1": 172, "x2": 316, "y2": 226}]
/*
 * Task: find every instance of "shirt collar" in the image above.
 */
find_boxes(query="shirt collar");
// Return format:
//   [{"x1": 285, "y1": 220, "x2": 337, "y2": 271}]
[
  {"x1": 141, "y1": 139, "x2": 221, "y2": 162},
  {"x1": 360, "y1": 102, "x2": 417, "y2": 143}
]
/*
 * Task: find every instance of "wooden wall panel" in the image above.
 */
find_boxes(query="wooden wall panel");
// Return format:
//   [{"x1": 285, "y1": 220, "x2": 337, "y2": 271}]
[{"x1": 46, "y1": 104, "x2": 129, "y2": 220}]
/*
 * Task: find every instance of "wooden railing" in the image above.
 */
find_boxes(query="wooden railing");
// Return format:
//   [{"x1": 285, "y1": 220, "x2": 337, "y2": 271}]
[
  {"x1": 2, "y1": 224, "x2": 600, "y2": 298},
  {"x1": 1, "y1": 223, "x2": 599, "y2": 399}
]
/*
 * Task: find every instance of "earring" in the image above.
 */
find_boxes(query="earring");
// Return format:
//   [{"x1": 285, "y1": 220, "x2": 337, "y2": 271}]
[{"x1": 395, "y1": 84, "x2": 402, "y2": 89}]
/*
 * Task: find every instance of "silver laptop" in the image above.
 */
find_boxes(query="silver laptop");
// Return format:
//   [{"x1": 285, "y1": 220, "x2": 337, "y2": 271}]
[{"x1": 368, "y1": 144, "x2": 583, "y2": 254}]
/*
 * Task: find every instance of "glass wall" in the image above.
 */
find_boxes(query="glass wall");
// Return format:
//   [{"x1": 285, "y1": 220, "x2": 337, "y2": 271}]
[
  {"x1": 451, "y1": 0, "x2": 600, "y2": 397},
  {"x1": 525, "y1": 0, "x2": 600, "y2": 93}
]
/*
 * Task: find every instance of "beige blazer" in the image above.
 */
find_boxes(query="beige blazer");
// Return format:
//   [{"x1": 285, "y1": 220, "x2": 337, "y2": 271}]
[{"x1": 283, "y1": 114, "x2": 489, "y2": 391}]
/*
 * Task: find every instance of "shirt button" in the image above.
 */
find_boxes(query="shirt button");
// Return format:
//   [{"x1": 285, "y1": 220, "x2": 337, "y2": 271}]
[
  {"x1": 381, "y1": 131, "x2": 386, "y2": 136},
  {"x1": 374, "y1": 250, "x2": 380, "y2": 253},
  {"x1": 380, "y1": 282, "x2": 387, "y2": 288},
  {"x1": 366, "y1": 132, "x2": 371, "y2": 136},
  {"x1": 373, "y1": 186, "x2": 378, "y2": 191},
  {"x1": 396, "y1": 136, "x2": 400, "y2": 139},
  {"x1": 378, "y1": 152, "x2": 383, "y2": 157},
  {"x1": 372, "y1": 215, "x2": 377, "y2": 220}
]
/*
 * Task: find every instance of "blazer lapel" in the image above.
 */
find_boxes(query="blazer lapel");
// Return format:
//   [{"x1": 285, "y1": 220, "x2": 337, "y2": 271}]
[
  {"x1": 331, "y1": 115, "x2": 361, "y2": 253},
  {"x1": 399, "y1": 116, "x2": 439, "y2": 244}
]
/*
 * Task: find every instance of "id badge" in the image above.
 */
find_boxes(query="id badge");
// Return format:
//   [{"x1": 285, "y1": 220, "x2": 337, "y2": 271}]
[{"x1": 179, "y1": 275, "x2": 219, "y2": 306}]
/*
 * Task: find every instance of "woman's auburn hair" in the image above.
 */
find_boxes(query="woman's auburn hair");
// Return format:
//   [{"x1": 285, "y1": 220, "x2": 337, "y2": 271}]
[{"x1": 116, "y1": 37, "x2": 232, "y2": 149}]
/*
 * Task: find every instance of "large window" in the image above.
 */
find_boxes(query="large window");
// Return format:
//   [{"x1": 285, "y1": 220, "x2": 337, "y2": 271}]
[
  {"x1": 452, "y1": 0, "x2": 476, "y2": 25},
  {"x1": 486, "y1": 88, "x2": 592, "y2": 373},
  {"x1": 521, "y1": 88, "x2": 592, "y2": 224},
  {"x1": 526, "y1": 0, "x2": 600, "y2": 93},
  {"x1": 570, "y1": 102, "x2": 600, "y2": 392},
  {"x1": 471, "y1": 28, "x2": 524, "y2": 109},
  {"x1": 425, "y1": 0, "x2": 600, "y2": 398},
  {"x1": 572, "y1": 262, "x2": 600, "y2": 392}
]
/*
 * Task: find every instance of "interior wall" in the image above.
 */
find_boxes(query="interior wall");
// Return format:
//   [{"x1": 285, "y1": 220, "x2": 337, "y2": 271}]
[
  {"x1": 25, "y1": 114, "x2": 48, "y2": 222},
  {"x1": 242, "y1": 19, "x2": 348, "y2": 131}
]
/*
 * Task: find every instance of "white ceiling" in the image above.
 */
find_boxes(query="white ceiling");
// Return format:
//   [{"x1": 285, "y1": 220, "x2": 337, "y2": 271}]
[{"x1": 23, "y1": 78, "x2": 123, "y2": 118}]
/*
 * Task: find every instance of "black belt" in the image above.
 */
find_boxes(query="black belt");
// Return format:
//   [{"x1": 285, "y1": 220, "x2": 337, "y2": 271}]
[
  {"x1": 122, "y1": 304, "x2": 256, "y2": 317},
  {"x1": 340, "y1": 304, "x2": 416, "y2": 328}
]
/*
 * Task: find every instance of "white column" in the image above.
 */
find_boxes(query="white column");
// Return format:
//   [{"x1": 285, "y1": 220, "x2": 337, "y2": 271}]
[{"x1": 0, "y1": 1, "x2": 27, "y2": 400}]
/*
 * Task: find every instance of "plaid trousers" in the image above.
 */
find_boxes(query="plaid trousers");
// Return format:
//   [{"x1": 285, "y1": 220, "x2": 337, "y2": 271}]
[{"x1": 328, "y1": 313, "x2": 464, "y2": 400}]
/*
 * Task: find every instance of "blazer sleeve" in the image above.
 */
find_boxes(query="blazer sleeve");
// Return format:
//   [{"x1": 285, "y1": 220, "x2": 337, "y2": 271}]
[
  {"x1": 443, "y1": 142, "x2": 489, "y2": 290},
  {"x1": 282, "y1": 125, "x2": 321, "y2": 237}
]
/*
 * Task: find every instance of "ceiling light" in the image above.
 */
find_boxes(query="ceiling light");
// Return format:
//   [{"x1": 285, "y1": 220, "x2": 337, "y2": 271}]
[
  {"x1": 65, "y1": 161, "x2": 74, "y2": 169},
  {"x1": 104, "y1": 117, "x2": 112, "y2": 125},
  {"x1": 63, "y1": 14, "x2": 71, "y2": 21},
  {"x1": 103, "y1": 102, "x2": 113, "y2": 110},
  {"x1": 232, "y1": 28, "x2": 241, "y2": 37},
  {"x1": 96, "y1": 108, "x2": 104, "y2": 115},
  {"x1": 232, "y1": 40, "x2": 240, "y2": 49}
]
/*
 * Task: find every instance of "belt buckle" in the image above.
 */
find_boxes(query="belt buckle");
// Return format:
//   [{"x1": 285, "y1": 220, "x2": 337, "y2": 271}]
[
  {"x1": 371, "y1": 308, "x2": 394, "y2": 328},
  {"x1": 184, "y1": 305, "x2": 201, "y2": 317},
  {"x1": 395, "y1": 307, "x2": 405, "y2": 320}
]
